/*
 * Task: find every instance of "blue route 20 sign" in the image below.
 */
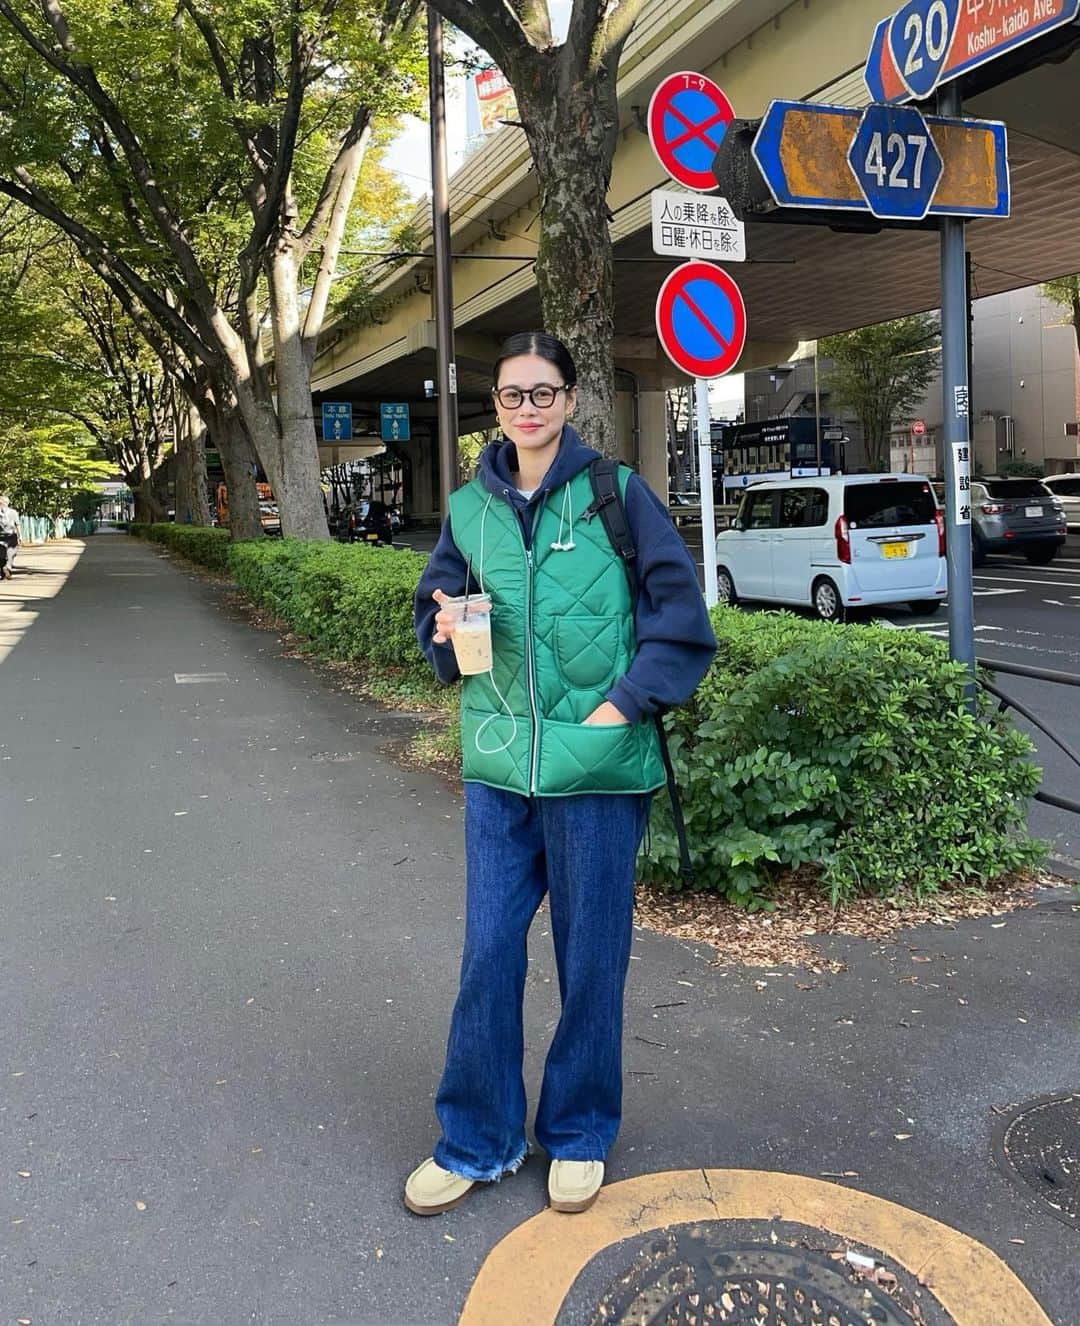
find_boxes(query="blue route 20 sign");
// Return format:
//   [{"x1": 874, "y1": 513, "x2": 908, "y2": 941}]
[{"x1": 848, "y1": 103, "x2": 943, "y2": 221}]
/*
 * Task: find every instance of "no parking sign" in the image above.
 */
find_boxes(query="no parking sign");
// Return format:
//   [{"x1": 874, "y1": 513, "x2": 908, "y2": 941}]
[{"x1": 655, "y1": 261, "x2": 747, "y2": 379}]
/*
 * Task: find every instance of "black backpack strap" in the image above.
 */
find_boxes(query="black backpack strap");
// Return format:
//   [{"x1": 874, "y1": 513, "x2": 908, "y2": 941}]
[
  {"x1": 585, "y1": 458, "x2": 638, "y2": 597},
  {"x1": 586, "y1": 459, "x2": 693, "y2": 881}
]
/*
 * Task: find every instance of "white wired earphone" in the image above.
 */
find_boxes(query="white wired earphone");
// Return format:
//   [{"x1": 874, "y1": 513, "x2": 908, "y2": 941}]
[
  {"x1": 550, "y1": 483, "x2": 576, "y2": 552},
  {"x1": 472, "y1": 493, "x2": 517, "y2": 756}
]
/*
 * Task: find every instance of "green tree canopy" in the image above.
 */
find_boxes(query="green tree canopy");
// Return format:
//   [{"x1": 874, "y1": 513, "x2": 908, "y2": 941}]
[
  {"x1": 1042, "y1": 275, "x2": 1080, "y2": 358},
  {"x1": 821, "y1": 315, "x2": 941, "y2": 471},
  {"x1": 0, "y1": 0, "x2": 425, "y2": 536}
]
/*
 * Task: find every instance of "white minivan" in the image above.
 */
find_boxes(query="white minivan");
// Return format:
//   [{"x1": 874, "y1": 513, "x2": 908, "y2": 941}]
[{"x1": 715, "y1": 475, "x2": 948, "y2": 620}]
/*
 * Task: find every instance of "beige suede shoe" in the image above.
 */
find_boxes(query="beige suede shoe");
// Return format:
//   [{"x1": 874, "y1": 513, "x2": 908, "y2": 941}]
[
  {"x1": 404, "y1": 1158, "x2": 476, "y2": 1215},
  {"x1": 548, "y1": 1159, "x2": 604, "y2": 1213}
]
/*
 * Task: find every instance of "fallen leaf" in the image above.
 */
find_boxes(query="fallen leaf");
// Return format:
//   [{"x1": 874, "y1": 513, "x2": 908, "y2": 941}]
[
  {"x1": 1010, "y1": 1238, "x2": 1025, "y2": 1245},
  {"x1": 135, "y1": 1201, "x2": 147, "y2": 1211},
  {"x1": 894, "y1": 1133, "x2": 912, "y2": 1141},
  {"x1": 17, "y1": 1171, "x2": 30, "y2": 1178}
]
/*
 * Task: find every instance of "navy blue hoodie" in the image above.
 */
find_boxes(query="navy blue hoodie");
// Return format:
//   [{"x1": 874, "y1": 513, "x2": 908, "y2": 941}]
[{"x1": 413, "y1": 426, "x2": 717, "y2": 725}]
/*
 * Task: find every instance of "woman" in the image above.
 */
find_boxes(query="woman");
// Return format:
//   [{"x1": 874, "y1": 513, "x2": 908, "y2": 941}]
[{"x1": 409, "y1": 332, "x2": 715, "y2": 1216}]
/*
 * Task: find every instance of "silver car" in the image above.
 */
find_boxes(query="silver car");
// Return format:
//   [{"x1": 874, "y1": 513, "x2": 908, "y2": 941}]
[
  {"x1": 969, "y1": 477, "x2": 1067, "y2": 566},
  {"x1": 1041, "y1": 474, "x2": 1080, "y2": 530}
]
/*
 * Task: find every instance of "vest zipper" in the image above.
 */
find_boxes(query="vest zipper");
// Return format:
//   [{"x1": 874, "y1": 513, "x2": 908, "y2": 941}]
[{"x1": 518, "y1": 498, "x2": 545, "y2": 796}]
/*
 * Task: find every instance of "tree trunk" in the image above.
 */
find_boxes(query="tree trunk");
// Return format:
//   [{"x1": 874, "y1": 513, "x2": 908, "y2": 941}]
[
  {"x1": 263, "y1": 244, "x2": 330, "y2": 540},
  {"x1": 175, "y1": 401, "x2": 213, "y2": 526},
  {"x1": 129, "y1": 435, "x2": 166, "y2": 523},
  {"x1": 213, "y1": 404, "x2": 263, "y2": 541},
  {"x1": 514, "y1": 61, "x2": 619, "y2": 457}
]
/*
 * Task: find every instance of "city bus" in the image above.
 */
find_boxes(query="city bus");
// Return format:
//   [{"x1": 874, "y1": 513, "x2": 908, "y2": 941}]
[{"x1": 712, "y1": 417, "x2": 847, "y2": 501}]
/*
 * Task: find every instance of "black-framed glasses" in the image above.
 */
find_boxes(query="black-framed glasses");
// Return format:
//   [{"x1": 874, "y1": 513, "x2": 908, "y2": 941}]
[{"x1": 492, "y1": 384, "x2": 568, "y2": 409}]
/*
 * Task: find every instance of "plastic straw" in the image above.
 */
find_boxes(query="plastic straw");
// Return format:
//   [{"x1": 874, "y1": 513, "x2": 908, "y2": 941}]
[{"x1": 463, "y1": 554, "x2": 473, "y2": 619}]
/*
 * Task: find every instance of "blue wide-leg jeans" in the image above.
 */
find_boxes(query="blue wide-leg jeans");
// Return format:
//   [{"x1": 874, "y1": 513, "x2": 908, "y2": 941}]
[{"x1": 432, "y1": 783, "x2": 651, "y2": 1182}]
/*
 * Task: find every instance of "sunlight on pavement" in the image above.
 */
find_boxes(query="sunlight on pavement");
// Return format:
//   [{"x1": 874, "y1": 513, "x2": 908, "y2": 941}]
[{"x1": 0, "y1": 541, "x2": 87, "y2": 666}]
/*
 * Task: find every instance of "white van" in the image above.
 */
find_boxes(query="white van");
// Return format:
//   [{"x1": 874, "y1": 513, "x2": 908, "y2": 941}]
[{"x1": 715, "y1": 475, "x2": 947, "y2": 620}]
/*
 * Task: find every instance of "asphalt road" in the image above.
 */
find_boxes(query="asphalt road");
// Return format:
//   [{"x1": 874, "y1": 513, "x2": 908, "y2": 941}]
[{"x1": 3, "y1": 536, "x2": 1079, "y2": 1326}]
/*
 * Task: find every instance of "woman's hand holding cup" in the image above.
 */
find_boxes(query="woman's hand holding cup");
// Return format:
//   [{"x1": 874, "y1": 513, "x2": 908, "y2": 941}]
[{"x1": 431, "y1": 588, "x2": 458, "y2": 644}]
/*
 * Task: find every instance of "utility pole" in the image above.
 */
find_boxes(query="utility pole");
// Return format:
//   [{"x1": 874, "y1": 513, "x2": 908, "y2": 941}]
[
  {"x1": 428, "y1": 5, "x2": 458, "y2": 515},
  {"x1": 938, "y1": 82, "x2": 976, "y2": 709}
]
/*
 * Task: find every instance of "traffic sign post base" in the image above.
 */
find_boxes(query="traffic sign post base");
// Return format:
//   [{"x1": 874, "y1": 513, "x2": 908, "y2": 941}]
[{"x1": 695, "y1": 378, "x2": 719, "y2": 609}]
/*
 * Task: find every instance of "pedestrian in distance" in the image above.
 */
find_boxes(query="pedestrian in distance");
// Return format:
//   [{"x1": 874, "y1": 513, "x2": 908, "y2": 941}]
[
  {"x1": 0, "y1": 492, "x2": 20, "y2": 579},
  {"x1": 409, "y1": 331, "x2": 716, "y2": 1216}
]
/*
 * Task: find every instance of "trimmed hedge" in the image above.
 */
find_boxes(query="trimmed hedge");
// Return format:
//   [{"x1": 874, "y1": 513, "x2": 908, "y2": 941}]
[
  {"x1": 639, "y1": 609, "x2": 1044, "y2": 903},
  {"x1": 228, "y1": 538, "x2": 431, "y2": 681},
  {"x1": 128, "y1": 522, "x2": 233, "y2": 572},
  {"x1": 131, "y1": 525, "x2": 1045, "y2": 903}
]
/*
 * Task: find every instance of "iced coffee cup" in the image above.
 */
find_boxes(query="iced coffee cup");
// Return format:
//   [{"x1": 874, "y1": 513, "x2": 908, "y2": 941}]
[{"x1": 443, "y1": 593, "x2": 493, "y2": 676}]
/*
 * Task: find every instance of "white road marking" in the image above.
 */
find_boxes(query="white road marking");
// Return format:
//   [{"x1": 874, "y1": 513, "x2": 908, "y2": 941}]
[
  {"x1": 1043, "y1": 600, "x2": 1067, "y2": 607},
  {"x1": 174, "y1": 672, "x2": 231, "y2": 683},
  {"x1": 974, "y1": 575, "x2": 1080, "y2": 589},
  {"x1": 973, "y1": 588, "x2": 1024, "y2": 597}
]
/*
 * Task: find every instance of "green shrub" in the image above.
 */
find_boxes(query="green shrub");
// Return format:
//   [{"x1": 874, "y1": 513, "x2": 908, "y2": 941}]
[
  {"x1": 226, "y1": 539, "x2": 432, "y2": 683},
  {"x1": 128, "y1": 522, "x2": 234, "y2": 572},
  {"x1": 640, "y1": 608, "x2": 1044, "y2": 904}
]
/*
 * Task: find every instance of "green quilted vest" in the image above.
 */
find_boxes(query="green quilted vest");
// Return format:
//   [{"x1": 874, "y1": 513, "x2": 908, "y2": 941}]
[{"x1": 448, "y1": 468, "x2": 665, "y2": 797}]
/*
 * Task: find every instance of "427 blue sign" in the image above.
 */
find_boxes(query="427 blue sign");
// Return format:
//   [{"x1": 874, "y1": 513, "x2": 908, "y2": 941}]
[{"x1": 848, "y1": 103, "x2": 943, "y2": 221}]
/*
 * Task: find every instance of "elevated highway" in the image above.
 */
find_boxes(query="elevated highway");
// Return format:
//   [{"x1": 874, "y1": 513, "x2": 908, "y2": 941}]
[{"x1": 311, "y1": 0, "x2": 1080, "y2": 513}]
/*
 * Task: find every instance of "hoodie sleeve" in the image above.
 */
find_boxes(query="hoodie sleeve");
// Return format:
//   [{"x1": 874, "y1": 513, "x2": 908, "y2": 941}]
[
  {"x1": 605, "y1": 475, "x2": 717, "y2": 725},
  {"x1": 413, "y1": 516, "x2": 467, "y2": 685}
]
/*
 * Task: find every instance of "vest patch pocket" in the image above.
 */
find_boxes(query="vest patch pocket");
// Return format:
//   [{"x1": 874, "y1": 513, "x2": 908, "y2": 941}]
[{"x1": 554, "y1": 615, "x2": 621, "y2": 691}]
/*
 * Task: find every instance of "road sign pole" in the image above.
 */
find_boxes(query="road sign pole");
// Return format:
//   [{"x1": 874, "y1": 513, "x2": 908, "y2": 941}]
[
  {"x1": 428, "y1": 7, "x2": 459, "y2": 517},
  {"x1": 695, "y1": 378, "x2": 718, "y2": 608},
  {"x1": 938, "y1": 81, "x2": 976, "y2": 711}
]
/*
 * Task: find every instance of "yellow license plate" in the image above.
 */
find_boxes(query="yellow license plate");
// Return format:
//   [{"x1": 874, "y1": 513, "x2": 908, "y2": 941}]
[{"x1": 882, "y1": 542, "x2": 910, "y2": 559}]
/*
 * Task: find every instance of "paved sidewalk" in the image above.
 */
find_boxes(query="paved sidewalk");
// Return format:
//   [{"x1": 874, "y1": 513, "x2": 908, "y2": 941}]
[{"x1": 1, "y1": 536, "x2": 1077, "y2": 1325}]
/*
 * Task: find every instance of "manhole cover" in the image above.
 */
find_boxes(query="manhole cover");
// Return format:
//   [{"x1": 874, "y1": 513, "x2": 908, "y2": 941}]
[
  {"x1": 586, "y1": 1227, "x2": 920, "y2": 1325},
  {"x1": 993, "y1": 1091, "x2": 1080, "y2": 1228}
]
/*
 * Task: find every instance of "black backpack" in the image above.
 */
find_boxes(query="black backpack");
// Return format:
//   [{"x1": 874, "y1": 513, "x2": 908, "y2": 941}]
[{"x1": 584, "y1": 458, "x2": 693, "y2": 880}]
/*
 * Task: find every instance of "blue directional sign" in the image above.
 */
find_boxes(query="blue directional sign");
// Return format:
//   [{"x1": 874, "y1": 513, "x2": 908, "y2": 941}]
[
  {"x1": 752, "y1": 101, "x2": 865, "y2": 211},
  {"x1": 380, "y1": 402, "x2": 410, "y2": 442},
  {"x1": 747, "y1": 100, "x2": 1007, "y2": 220},
  {"x1": 887, "y1": 0, "x2": 959, "y2": 101},
  {"x1": 867, "y1": 0, "x2": 1080, "y2": 105},
  {"x1": 321, "y1": 401, "x2": 352, "y2": 442},
  {"x1": 848, "y1": 103, "x2": 943, "y2": 221}
]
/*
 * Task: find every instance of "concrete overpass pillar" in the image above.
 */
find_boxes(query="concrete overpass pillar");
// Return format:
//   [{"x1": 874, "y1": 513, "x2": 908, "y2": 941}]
[
  {"x1": 637, "y1": 390, "x2": 669, "y2": 501},
  {"x1": 413, "y1": 428, "x2": 439, "y2": 520}
]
